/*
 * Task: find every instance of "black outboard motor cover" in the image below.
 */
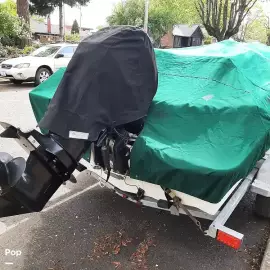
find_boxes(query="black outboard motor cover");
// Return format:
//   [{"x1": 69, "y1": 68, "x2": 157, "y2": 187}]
[{"x1": 39, "y1": 25, "x2": 158, "y2": 142}]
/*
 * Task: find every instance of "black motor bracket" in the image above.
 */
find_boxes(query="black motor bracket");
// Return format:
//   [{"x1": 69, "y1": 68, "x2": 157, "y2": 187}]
[{"x1": 0, "y1": 122, "x2": 91, "y2": 218}]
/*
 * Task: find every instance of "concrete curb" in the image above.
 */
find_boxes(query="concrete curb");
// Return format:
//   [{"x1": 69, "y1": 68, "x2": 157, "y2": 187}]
[{"x1": 261, "y1": 237, "x2": 270, "y2": 270}]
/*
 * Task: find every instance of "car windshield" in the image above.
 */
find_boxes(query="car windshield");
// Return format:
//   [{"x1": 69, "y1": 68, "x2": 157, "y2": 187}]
[{"x1": 31, "y1": 46, "x2": 61, "y2": 57}]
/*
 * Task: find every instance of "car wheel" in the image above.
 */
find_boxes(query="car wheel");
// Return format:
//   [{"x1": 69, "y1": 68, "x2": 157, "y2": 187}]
[
  {"x1": 10, "y1": 79, "x2": 23, "y2": 85},
  {"x1": 35, "y1": 67, "x2": 52, "y2": 86}
]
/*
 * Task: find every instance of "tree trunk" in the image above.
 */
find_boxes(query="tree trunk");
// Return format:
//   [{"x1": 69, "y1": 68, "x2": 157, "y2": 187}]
[
  {"x1": 17, "y1": 0, "x2": 30, "y2": 24},
  {"x1": 267, "y1": 32, "x2": 270, "y2": 46},
  {"x1": 59, "y1": 1, "x2": 64, "y2": 40},
  {"x1": 196, "y1": 0, "x2": 258, "y2": 42}
]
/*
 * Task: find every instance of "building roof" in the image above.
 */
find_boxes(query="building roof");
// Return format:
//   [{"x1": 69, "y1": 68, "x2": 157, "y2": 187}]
[
  {"x1": 172, "y1": 24, "x2": 201, "y2": 37},
  {"x1": 31, "y1": 19, "x2": 60, "y2": 35},
  {"x1": 46, "y1": 43, "x2": 78, "y2": 47},
  {"x1": 30, "y1": 19, "x2": 93, "y2": 36}
]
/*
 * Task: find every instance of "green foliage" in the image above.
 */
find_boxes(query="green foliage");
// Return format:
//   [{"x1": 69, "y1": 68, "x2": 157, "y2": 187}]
[
  {"x1": 33, "y1": 43, "x2": 42, "y2": 49},
  {"x1": 5, "y1": 46, "x2": 23, "y2": 57},
  {"x1": 196, "y1": 0, "x2": 258, "y2": 41},
  {"x1": 234, "y1": 3, "x2": 268, "y2": 44},
  {"x1": 96, "y1": 25, "x2": 106, "y2": 30},
  {"x1": 0, "y1": 44, "x2": 38, "y2": 58},
  {"x1": 0, "y1": 0, "x2": 30, "y2": 47},
  {"x1": 107, "y1": 0, "x2": 200, "y2": 45},
  {"x1": 0, "y1": 45, "x2": 39, "y2": 58},
  {"x1": 71, "y1": 19, "x2": 80, "y2": 34},
  {"x1": 30, "y1": 0, "x2": 91, "y2": 38},
  {"x1": 3, "y1": 0, "x2": 17, "y2": 16},
  {"x1": 204, "y1": 36, "x2": 212, "y2": 44},
  {"x1": 30, "y1": 0, "x2": 91, "y2": 16},
  {"x1": 31, "y1": 15, "x2": 45, "y2": 23},
  {"x1": 1, "y1": 36, "x2": 16, "y2": 47},
  {"x1": 22, "y1": 46, "x2": 35, "y2": 55},
  {"x1": 107, "y1": 0, "x2": 144, "y2": 26},
  {"x1": 0, "y1": 43, "x2": 8, "y2": 58},
  {"x1": 65, "y1": 33, "x2": 80, "y2": 43},
  {"x1": 247, "y1": 20, "x2": 267, "y2": 43},
  {"x1": 0, "y1": 0, "x2": 19, "y2": 38}
]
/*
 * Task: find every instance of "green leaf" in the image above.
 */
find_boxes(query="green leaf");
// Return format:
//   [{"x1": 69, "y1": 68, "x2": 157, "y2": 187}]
[{"x1": 107, "y1": 0, "x2": 200, "y2": 45}]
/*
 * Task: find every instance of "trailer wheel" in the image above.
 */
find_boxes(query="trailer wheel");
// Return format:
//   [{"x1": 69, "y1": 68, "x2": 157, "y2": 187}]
[{"x1": 255, "y1": 195, "x2": 270, "y2": 218}]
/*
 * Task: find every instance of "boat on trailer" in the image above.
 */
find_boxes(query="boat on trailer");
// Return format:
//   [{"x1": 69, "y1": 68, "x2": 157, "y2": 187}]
[{"x1": 1, "y1": 26, "x2": 270, "y2": 250}]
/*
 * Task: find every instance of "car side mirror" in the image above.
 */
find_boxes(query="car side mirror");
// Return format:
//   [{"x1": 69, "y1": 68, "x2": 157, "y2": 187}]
[{"x1": 55, "y1": 53, "x2": 64, "y2": 59}]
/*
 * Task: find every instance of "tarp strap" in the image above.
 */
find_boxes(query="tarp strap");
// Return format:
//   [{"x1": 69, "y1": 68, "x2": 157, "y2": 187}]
[{"x1": 164, "y1": 188, "x2": 206, "y2": 234}]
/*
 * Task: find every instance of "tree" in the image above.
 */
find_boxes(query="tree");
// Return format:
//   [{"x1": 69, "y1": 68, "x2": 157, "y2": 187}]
[
  {"x1": 107, "y1": 0, "x2": 199, "y2": 46},
  {"x1": 71, "y1": 19, "x2": 80, "y2": 34},
  {"x1": 234, "y1": 4, "x2": 267, "y2": 43},
  {"x1": 96, "y1": 25, "x2": 106, "y2": 30},
  {"x1": 17, "y1": 0, "x2": 30, "y2": 24},
  {"x1": 0, "y1": 0, "x2": 18, "y2": 38},
  {"x1": 196, "y1": 0, "x2": 258, "y2": 41},
  {"x1": 30, "y1": 0, "x2": 91, "y2": 39},
  {"x1": 0, "y1": 0, "x2": 30, "y2": 47},
  {"x1": 31, "y1": 15, "x2": 46, "y2": 23},
  {"x1": 245, "y1": 17, "x2": 267, "y2": 43},
  {"x1": 65, "y1": 33, "x2": 80, "y2": 42}
]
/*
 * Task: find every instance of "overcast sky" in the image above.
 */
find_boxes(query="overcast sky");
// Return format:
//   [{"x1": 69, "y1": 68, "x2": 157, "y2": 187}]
[
  {"x1": 0, "y1": 0, "x2": 118, "y2": 29},
  {"x1": 1, "y1": 0, "x2": 270, "y2": 30},
  {"x1": 57, "y1": 0, "x2": 270, "y2": 29},
  {"x1": 51, "y1": 0, "x2": 119, "y2": 29}
]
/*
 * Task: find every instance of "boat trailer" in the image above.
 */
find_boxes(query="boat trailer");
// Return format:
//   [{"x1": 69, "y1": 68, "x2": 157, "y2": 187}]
[{"x1": 0, "y1": 122, "x2": 270, "y2": 250}]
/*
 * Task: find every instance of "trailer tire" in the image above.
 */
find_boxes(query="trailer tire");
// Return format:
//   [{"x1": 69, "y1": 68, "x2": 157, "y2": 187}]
[{"x1": 255, "y1": 195, "x2": 270, "y2": 218}]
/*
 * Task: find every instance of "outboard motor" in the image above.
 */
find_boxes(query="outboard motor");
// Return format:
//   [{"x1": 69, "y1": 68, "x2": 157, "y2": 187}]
[
  {"x1": 0, "y1": 123, "x2": 91, "y2": 217},
  {"x1": 0, "y1": 25, "x2": 158, "y2": 218}
]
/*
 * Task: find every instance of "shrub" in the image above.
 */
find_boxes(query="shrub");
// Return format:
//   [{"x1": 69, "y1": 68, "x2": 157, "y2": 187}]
[
  {"x1": 204, "y1": 37, "x2": 212, "y2": 45},
  {"x1": 0, "y1": 43, "x2": 7, "y2": 57},
  {"x1": 0, "y1": 36, "x2": 16, "y2": 47},
  {"x1": 23, "y1": 46, "x2": 35, "y2": 55},
  {"x1": 5, "y1": 46, "x2": 23, "y2": 57},
  {"x1": 33, "y1": 43, "x2": 41, "y2": 49},
  {"x1": 65, "y1": 34, "x2": 80, "y2": 43}
]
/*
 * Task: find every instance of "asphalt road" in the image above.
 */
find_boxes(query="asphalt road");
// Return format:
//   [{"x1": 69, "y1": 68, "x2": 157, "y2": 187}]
[{"x1": 0, "y1": 80, "x2": 269, "y2": 270}]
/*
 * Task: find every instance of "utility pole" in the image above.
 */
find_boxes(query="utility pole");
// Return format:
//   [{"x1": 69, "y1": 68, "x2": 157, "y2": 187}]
[
  {"x1": 144, "y1": 0, "x2": 149, "y2": 33},
  {"x1": 59, "y1": 1, "x2": 64, "y2": 40},
  {"x1": 63, "y1": 3, "x2": 66, "y2": 41},
  {"x1": 79, "y1": 5, "x2": 82, "y2": 33}
]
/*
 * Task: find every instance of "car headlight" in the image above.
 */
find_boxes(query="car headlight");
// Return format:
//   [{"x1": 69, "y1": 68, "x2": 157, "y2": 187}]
[{"x1": 14, "y1": 63, "x2": 30, "y2": 69}]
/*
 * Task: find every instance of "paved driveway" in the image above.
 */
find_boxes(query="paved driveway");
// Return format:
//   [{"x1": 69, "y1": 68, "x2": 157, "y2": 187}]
[
  {"x1": 0, "y1": 80, "x2": 269, "y2": 270},
  {"x1": 0, "y1": 80, "x2": 36, "y2": 158}
]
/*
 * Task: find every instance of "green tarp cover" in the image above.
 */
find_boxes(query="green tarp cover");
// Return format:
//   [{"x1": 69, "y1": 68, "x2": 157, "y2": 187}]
[
  {"x1": 30, "y1": 67, "x2": 66, "y2": 129},
  {"x1": 29, "y1": 41, "x2": 270, "y2": 203}
]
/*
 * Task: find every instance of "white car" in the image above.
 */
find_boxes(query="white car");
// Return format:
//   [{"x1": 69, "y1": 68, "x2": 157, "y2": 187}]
[{"x1": 0, "y1": 43, "x2": 78, "y2": 85}]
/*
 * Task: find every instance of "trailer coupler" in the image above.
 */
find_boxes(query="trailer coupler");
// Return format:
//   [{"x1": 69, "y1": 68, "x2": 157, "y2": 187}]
[{"x1": 0, "y1": 122, "x2": 91, "y2": 218}]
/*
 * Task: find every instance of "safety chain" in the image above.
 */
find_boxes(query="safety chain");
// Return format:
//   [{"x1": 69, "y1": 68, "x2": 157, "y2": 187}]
[{"x1": 165, "y1": 189, "x2": 206, "y2": 234}]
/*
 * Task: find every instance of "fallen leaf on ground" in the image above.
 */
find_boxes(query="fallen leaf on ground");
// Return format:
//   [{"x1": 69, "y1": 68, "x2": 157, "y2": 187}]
[
  {"x1": 130, "y1": 235, "x2": 156, "y2": 270},
  {"x1": 112, "y1": 261, "x2": 121, "y2": 268},
  {"x1": 90, "y1": 230, "x2": 133, "y2": 260},
  {"x1": 113, "y1": 244, "x2": 121, "y2": 255}
]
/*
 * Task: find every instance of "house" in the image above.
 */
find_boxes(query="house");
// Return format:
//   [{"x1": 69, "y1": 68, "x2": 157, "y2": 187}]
[
  {"x1": 64, "y1": 25, "x2": 93, "y2": 38},
  {"x1": 31, "y1": 18, "x2": 61, "y2": 43},
  {"x1": 30, "y1": 17, "x2": 93, "y2": 43},
  {"x1": 160, "y1": 24, "x2": 204, "y2": 48}
]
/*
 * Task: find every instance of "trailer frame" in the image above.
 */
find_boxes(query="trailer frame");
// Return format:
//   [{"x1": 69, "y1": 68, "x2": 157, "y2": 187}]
[{"x1": 1, "y1": 122, "x2": 270, "y2": 250}]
